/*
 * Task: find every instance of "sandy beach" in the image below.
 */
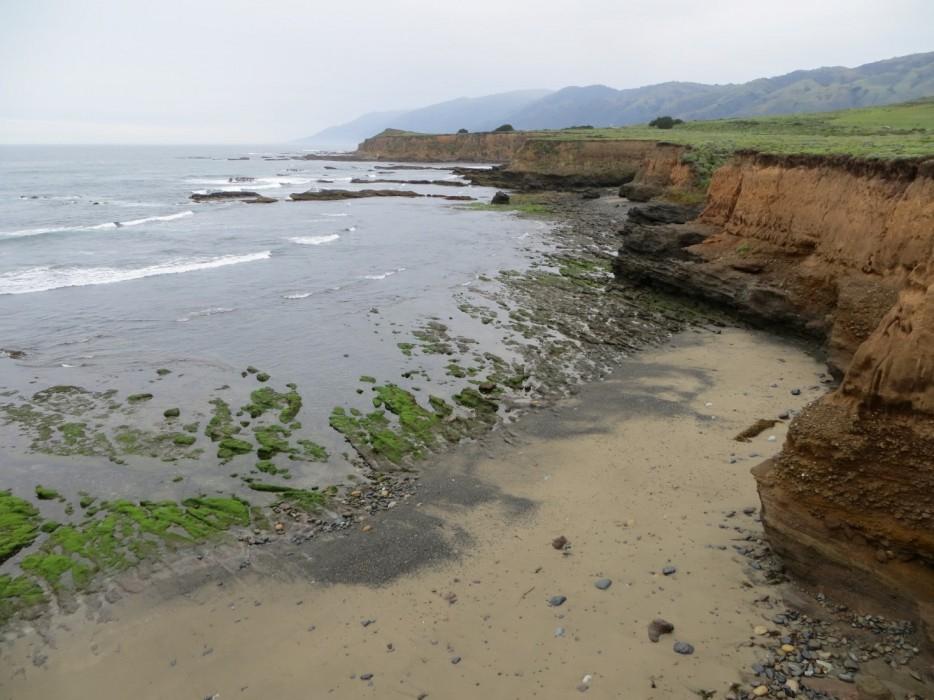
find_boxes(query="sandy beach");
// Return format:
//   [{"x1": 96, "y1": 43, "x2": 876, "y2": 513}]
[{"x1": 0, "y1": 327, "x2": 827, "y2": 699}]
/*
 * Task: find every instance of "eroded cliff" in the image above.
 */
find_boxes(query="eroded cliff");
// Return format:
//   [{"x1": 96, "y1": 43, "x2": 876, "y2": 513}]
[
  {"x1": 355, "y1": 131, "x2": 695, "y2": 190},
  {"x1": 356, "y1": 130, "x2": 530, "y2": 162},
  {"x1": 615, "y1": 152, "x2": 934, "y2": 646}
]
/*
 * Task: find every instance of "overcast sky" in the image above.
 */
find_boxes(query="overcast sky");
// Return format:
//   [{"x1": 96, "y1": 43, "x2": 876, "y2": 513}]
[{"x1": 1, "y1": 0, "x2": 931, "y2": 144}]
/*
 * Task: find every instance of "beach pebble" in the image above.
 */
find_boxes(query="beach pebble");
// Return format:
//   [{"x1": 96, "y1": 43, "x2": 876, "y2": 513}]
[
  {"x1": 791, "y1": 388, "x2": 801, "y2": 396},
  {"x1": 548, "y1": 595, "x2": 567, "y2": 607},
  {"x1": 754, "y1": 625, "x2": 768, "y2": 635},
  {"x1": 743, "y1": 506, "x2": 757, "y2": 515},
  {"x1": 552, "y1": 535, "x2": 568, "y2": 550},
  {"x1": 360, "y1": 673, "x2": 373, "y2": 681},
  {"x1": 555, "y1": 627, "x2": 566, "y2": 637},
  {"x1": 673, "y1": 641, "x2": 694, "y2": 655},
  {"x1": 752, "y1": 685, "x2": 768, "y2": 697},
  {"x1": 647, "y1": 618, "x2": 674, "y2": 642},
  {"x1": 662, "y1": 566, "x2": 677, "y2": 576},
  {"x1": 594, "y1": 578, "x2": 612, "y2": 590},
  {"x1": 450, "y1": 656, "x2": 461, "y2": 665}
]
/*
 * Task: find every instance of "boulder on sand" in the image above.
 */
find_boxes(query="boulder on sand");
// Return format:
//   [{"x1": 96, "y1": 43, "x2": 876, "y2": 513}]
[{"x1": 491, "y1": 191, "x2": 510, "y2": 205}]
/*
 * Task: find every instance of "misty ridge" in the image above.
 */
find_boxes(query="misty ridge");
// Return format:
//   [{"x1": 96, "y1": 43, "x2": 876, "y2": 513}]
[{"x1": 304, "y1": 51, "x2": 934, "y2": 148}]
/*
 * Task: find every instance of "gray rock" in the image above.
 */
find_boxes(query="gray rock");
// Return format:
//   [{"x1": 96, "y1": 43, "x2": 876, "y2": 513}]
[
  {"x1": 360, "y1": 673, "x2": 373, "y2": 681},
  {"x1": 491, "y1": 191, "x2": 510, "y2": 205},
  {"x1": 594, "y1": 578, "x2": 612, "y2": 590},
  {"x1": 673, "y1": 641, "x2": 695, "y2": 655},
  {"x1": 451, "y1": 656, "x2": 461, "y2": 665},
  {"x1": 662, "y1": 566, "x2": 677, "y2": 576},
  {"x1": 548, "y1": 595, "x2": 567, "y2": 607}
]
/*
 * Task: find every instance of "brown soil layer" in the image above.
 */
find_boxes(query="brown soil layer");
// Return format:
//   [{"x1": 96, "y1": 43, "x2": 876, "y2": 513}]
[{"x1": 613, "y1": 152, "x2": 934, "y2": 651}]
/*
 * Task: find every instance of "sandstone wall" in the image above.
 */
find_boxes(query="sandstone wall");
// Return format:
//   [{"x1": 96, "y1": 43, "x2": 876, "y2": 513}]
[
  {"x1": 693, "y1": 153, "x2": 934, "y2": 647},
  {"x1": 355, "y1": 132, "x2": 695, "y2": 189},
  {"x1": 356, "y1": 131, "x2": 530, "y2": 162}
]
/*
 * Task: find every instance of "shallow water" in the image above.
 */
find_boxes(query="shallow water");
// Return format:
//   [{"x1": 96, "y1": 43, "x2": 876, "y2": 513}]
[{"x1": 0, "y1": 145, "x2": 550, "y2": 498}]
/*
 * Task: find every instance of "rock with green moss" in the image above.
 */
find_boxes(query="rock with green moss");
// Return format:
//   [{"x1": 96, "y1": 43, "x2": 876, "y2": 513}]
[
  {"x1": 0, "y1": 574, "x2": 46, "y2": 625},
  {"x1": 0, "y1": 491, "x2": 41, "y2": 563},
  {"x1": 359, "y1": 375, "x2": 376, "y2": 384},
  {"x1": 217, "y1": 437, "x2": 253, "y2": 460},
  {"x1": 163, "y1": 407, "x2": 180, "y2": 418},
  {"x1": 205, "y1": 398, "x2": 237, "y2": 441},
  {"x1": 173, "y1": 433, "x2": 196, "y2": 446},
  {"x1": 127, "y1": 393, "x2": 153, "y2": 403},
  {"x1": 34, "y1": 485, "x2": 61, "y2": 501},
  {"x1": 19, "y1": 497, "x2": 251, "y2": 595},
  {"x1": 297, "y1": 439, "x2": 328, "y2": 462},
  {"x1": 256, "y1": 372, "x2": 270, "y2": 383},
  {"x1": 156, "y1": 368, "x2": 171, "y2": 376}
]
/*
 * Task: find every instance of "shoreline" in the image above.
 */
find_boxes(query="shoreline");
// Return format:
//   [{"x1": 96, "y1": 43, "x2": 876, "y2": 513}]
[{"x1": 1, "y1": 327, "x2": 841, "y2": 698}]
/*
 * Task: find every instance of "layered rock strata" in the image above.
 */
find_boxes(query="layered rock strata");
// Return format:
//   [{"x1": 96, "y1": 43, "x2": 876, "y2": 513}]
[{"x1": 614, "y1": 153, "x2": 934, "y2": 647}]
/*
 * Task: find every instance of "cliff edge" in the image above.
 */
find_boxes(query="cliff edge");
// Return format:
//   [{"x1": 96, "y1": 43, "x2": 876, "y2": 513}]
[{"x1": 615, "y1": 152, "x2": 934, "y2": 647}]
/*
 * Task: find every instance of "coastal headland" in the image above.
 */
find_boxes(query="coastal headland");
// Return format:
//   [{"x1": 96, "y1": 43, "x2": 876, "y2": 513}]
[{"x1": 1, "y1": 99, "x2": 933, "y2": 699}]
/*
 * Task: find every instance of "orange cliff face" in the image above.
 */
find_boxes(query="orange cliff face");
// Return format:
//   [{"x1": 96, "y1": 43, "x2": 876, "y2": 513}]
[
  {"x1": 355, "y1": 131, "x2": 696, "y2": 190},
  {"x1": 692, "y1": 153, "x2": 934, "y2": 647}
]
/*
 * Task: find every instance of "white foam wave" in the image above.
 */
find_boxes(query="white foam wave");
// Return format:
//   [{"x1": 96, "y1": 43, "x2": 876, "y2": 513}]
[
  {"x1": 176, "y1": 306, "x2": 237, "y2": 322},
  {"x1": 322, "y1": 212, "x2": 349, "y2": 217},
  {"x1": 0, "y1": 251, "x2": 271, "y2": 295},
  {"x1": 289, "y1": 234, "x2": 340, "y2": 246},
  {"x1": 0, "y1": 211, "x2": 194, "y2": 239},
  {"x1": 283, "y1": 292, "x2": 313, "y2": 300},
  {"x1": 362, "y1": 267, "x2": 406, "y2": 281}
]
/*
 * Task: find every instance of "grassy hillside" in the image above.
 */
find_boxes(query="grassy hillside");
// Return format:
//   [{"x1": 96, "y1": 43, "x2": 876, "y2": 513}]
[{"x1": 539, "y1": 99, "x2": 934, "y2": 184}]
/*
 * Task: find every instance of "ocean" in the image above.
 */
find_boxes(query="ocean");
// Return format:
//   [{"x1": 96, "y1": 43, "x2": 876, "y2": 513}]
[{"x1": 0, "y1": 145, "x2": 551, "y2": 499}]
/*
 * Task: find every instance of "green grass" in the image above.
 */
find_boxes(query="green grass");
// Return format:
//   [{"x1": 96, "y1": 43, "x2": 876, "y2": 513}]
[{"x1": 535, "y1": 99, "x2": 934, "y2": 176}]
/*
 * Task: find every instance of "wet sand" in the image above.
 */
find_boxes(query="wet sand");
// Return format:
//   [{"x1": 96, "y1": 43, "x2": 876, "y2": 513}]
[{"x1": 1, "y1": 327, "x2": 826, "y2": 699}]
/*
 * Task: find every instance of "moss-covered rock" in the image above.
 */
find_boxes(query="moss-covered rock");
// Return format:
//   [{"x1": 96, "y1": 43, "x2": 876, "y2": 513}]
[
  {"x1": 127, "y1": 393, "x2": 153, "y2": 403},
  {"x1": 163, "y1": 407, "x2": 180, "y2": 418},
  {"x1": 0, "y1": 491, "x2": 40, "y2": 563}
]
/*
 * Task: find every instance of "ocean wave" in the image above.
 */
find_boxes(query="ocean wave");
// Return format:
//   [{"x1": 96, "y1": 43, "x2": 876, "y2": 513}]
[
  {"x1": 0, "y1": 250, "x2": 271, "y2": 295},
  {"x1": 289, "y1": 234, "x2": 340, "y2": 246},
  {"x1": 176, "y1": 306, "x2": 237, "y2": 322},
  {"x1": 283, "y1": 292, "x2": 313, "y2": 300},
  {"x1": 362, "y1": 267, "x2": 406, "y2": 281},
  {"x1": 322, "y1": 212, "x2": 349, "y2": 217},
  {"x1": 0, "y1": 211, "x2": 194, "y2": 240}
]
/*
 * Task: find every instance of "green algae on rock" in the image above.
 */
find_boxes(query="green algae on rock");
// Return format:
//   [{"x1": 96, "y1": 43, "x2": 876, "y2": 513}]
[
  {"x1": 34, "y1": 485, "x2": 62, "y2": 501},
  {"x1": 19, "y1": 497, "x2": 250, "y2": 593},
  {"x1": 126, "y1": 393, "x2": 153, "y2": 403},
  {"x1": 0, "y1": 491, "x2": 41, "y2": 563},
  {"x1": 0, "y1": 574, "x2": 45, "y2": 625}
]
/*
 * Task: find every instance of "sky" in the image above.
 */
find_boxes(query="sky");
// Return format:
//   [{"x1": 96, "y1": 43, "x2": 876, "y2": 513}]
[{"x1": 0, "y1": 0, "x2": 931, "y2": 144}]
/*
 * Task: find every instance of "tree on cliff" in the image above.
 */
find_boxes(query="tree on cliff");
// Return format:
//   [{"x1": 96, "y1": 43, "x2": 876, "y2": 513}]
[
  {"x1": 457, "y1": 128, "x2": 469, "y2": 134},
  {"x1": 649, "y1": 116, "x2": 684, "y2": 129},
  {"x1": 493, "y1": 124, "x2": 515, "y2": 132}
]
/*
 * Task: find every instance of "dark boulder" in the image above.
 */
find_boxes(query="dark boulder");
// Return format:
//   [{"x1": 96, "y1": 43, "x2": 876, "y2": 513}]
[
  {"x1": 190, "y1": 190, "x2": 262, "y2": 202},
  {"x1": 626, "y1": 203, "x2": 703, "y2": 226},
  {"x1": 491, "y1": 191, "x2": 510, "y2": 205},
  {"x1": 619, "y1": 182, "x2": 662, "y2": 202},
  {"x1": 290, "y1": 189, "x2": 421, "y2": 201}
]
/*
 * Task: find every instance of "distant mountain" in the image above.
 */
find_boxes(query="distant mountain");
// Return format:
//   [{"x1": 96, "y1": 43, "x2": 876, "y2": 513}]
[
  {"x1": 508, "y1": 52, "x2": 934, "y2": 129},
  {"x1": 300, "y1": 52, "x2": 934, "y2": 147},
  {"x1": 298, "y1": 90, "x2": 552, "y2": 148}
]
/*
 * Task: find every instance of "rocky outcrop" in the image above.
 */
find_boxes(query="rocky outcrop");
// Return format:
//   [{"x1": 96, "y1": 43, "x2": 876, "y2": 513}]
[
  {"x1": 354, "y1": 130, "x2": 696, "y2": 193},
  {"x1": 614, "y1": 153, "x2": 934, "y2": 647},
  {"x1": 356, "y1": 129, "x2": 530, "y2": 162},
  {"x1": 289, "y1": 189, "x2": 420, "y2": 201}
]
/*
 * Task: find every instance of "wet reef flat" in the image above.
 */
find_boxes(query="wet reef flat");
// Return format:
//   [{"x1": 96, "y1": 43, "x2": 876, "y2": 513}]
[{"x1": 0, "y1": 190, "x2": 718, "y2": 630}]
